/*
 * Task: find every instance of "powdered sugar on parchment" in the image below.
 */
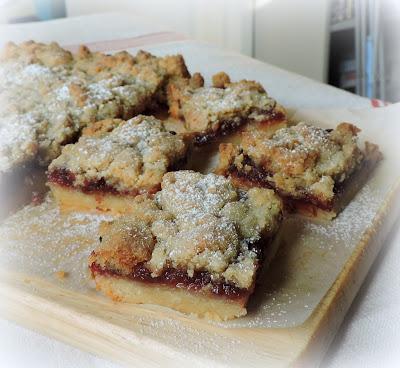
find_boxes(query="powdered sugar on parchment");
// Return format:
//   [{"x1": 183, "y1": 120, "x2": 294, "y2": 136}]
[
  {"x1": 0, "y1": 195, "x2": 113, "y2": 291},
  {"x1": 0, "y1": 176, "x2": 386, "y2": 329}
]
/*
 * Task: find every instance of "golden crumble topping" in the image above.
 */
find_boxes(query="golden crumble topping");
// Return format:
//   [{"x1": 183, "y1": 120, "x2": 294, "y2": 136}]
[
  {"x1": 0, "y1": 41, "x2": 189, "y2": 173},
  {"x1": 167, "y1": 72, "x2": 278, "y2": 136},
  {"x1": 48, "y1": 116, "x2": 189, "y2": 193},
  {"x1": 72, "y1": 47, "x2": 189, "y2": 100},
  {"x1": 218, "y1": 122, "x2": 369, "y2": 205},
  {"x1": 90, "y1": 171, "x2": 282, "y2": 289}
]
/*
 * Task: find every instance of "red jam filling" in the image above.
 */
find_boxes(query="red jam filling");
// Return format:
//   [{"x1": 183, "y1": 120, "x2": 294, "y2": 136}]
[
  {"x1": 48, "y1": 168, "x2": 160, "y2": 196},
  {"x1": 90, "y1": 261, "x2": 250, "y2": 300},
  {"x1": 194, "y1": 109, "x2": 284, "y2": 146},
  {"x1": 228, "y1": 155, "x2": 335, "y2": 211}
]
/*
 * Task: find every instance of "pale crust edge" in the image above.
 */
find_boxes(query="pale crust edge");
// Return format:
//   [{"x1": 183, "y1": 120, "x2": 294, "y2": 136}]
[
  {"x1": 48, "y1": 184, "x2": 146, "y2": 215},
  {"x1": 90, "y1": 228, "x2": 283, "y2": 321},
  {"x1": 92, "y1": 274, "x2": 247, "y2": 321}
]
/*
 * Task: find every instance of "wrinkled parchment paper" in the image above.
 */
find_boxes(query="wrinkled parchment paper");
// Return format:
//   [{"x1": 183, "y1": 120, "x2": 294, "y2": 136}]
[{"x1": 1, "y1": 103, "x2": 399, "y2": 330}]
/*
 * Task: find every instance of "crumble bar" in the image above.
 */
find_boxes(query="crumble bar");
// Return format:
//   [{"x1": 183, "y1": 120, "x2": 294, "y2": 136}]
[
  {"x1": 216, "y1": 122, "x2": 382, "y2": 219},
  {"x1": 167, "y1": 71, "x2": 287, "y2": 145},
  {"x1": 89, "y1": 170, "x2": 283, "y2": 320},
  {"x1": 48, "y1": 115, "x2": 189, "y2": 214},
  {"x1": 0, "y1": 41, "x2": 190, "y2": 216},
  {"x1": 0, "y1": 41, "x2": 189, "y2": 171},
  {"x1": 73, "y1": 47, "x2": 189, "y2": 107}
]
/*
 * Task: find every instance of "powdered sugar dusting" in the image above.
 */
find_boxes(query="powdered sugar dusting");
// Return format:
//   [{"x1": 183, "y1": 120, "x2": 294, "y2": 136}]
[
  {"x1": 0, "y1": 195, "x2": 113, "y2": 291},
  {"x1": 48, "y1": 115, "x2": 188, "y2": 191},
  {"x1": 0, "y1": 112, "x2": 40, "y2": 171},
  {"x1": 302, "y1": 183, "x2": 382, "y2": 248},
  {"x1": 263, "y1": 122, "x2": 332, "y2": 155},
  {"x1": 242, "y1": 121, "x2": 364, "y2": 205},
  {"x1": 220, "y1": 181, "x2": 385, "y2": 328},
  {"x1": 145, "y1": 171, "x2": 282, "y2": 288},
  {"x1": 0, "y1": 174, "x2": 386, "y2": 329},
  {"x1": 186, "y1": 84, "x2": 275, "y2": 117},
  {"x1": 0, "y1": 44, "x2": 161, "y2": 171}
]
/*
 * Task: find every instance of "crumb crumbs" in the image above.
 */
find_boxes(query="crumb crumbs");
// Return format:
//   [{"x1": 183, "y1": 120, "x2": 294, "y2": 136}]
[{"x1": 55, "y1": 270, "x2": 68, "y2": 280}]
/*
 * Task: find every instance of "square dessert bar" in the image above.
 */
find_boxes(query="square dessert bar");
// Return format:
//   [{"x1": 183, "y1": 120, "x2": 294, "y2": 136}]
[
  {"x1": 73, "y1": 47, "x2": 190, "y2": 108},
  {"x1": 0, "y1": 41, "x2": 189, "y2": 215},
  {"x1": 0, "y1": 41, "x2": 189, "y2": 169},
  {"x1": 216, "y1": 122, "x2": 382, "y2": 220},
  {"x1": 167, "y1": 72, "x2": 287, "y2": 145},
  {"x1": 47, "y1": 115, "x2": 189, "y2": 214},
  {"x1": 89, "y1": 171, "x2": 283, "y2": 320}
]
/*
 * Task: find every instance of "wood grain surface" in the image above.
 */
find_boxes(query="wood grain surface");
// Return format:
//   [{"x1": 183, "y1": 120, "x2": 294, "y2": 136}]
[{"x1": 0, "y1": 180, "x2": 398, "y2": 368}]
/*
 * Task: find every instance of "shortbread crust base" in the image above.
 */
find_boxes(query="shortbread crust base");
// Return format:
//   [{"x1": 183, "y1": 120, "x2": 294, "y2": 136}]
[
  {"x1": 92, "y1": 274, "x2": 248, "y2": 321},
  {"x1": 49, "y1": 184, "x2": 148, "y2": 215}
]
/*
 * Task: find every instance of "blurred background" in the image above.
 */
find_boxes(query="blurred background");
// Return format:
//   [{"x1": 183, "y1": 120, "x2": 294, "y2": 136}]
[{"x1": 0, "y1": 0, "x2": 399, "y2": 102}]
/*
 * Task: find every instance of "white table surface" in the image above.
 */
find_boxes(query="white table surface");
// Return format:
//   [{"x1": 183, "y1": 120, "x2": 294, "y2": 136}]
[{"x1": 0, "y1": 12, "x2": 399, "y2": 368}]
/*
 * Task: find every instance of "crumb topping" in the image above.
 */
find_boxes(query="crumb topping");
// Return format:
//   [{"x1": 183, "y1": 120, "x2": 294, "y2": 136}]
[
  {"x1": 168, "y1": 73, "x2": 277, "y2": 133},
  {"x1": 0, "y1": 113, "x2": 39, "y2": 172},
  {"x1": 226, "y1": 122, "x2": 365, "y2": 203},
  {"x1": 90, "y1": 171, "x2": 282, "y2": 289},
  {"x1": 48, "y1": 116, "x2": 188, "y2": 192},
  {"x1": 0, "y1": 41, "x2": 189, "y2": 172}
]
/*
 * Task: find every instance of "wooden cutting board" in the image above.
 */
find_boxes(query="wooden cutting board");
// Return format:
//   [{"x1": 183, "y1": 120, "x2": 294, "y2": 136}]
[
  {"x1": 0, "y1": 130, "x2": 399, "y2": 368},
  {"x1": 0, "y1": 182, "x2": 398, "y2": 368},
  {"x1": 1, "y1": 96, "x2": 400, "y2": 367}
]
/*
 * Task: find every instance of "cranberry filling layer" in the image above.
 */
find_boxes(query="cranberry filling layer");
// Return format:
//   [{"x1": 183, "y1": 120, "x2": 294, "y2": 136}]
[
  {"x1": 48, "y1": 168, "x2": 160, "y2": 196},
  {"x1": 90, "y1": 235, "x2": 272, "y2": 300},
  {"x1": 228, "y1": 154, "x2": 336, "y2": 211},
  {"x1": 90, "y1": 261, "x2": 250, "y2": 300},
  {"x1": 48, "y1": 167, "x2": 76, "y2": 187},
  {"x1": 194, "y1": 108, "x2": 284, "y2": 146},
  {"x1": 194, "y1": 119, "x2": 243, "y2": 145}
]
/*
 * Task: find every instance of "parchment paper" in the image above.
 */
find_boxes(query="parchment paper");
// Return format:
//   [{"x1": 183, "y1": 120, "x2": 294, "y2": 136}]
[{"x1": 1, "y1": 103, "x2": 399, "y2": 329}]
